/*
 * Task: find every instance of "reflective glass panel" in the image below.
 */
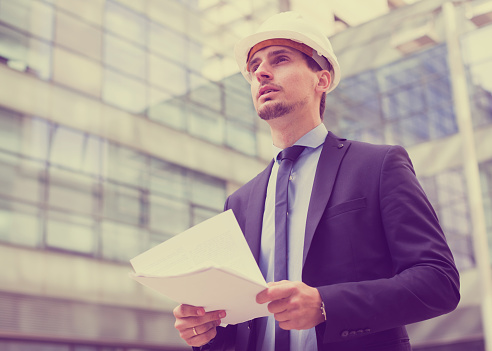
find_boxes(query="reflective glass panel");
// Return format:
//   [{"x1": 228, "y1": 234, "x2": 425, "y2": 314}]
[
  {"x1": 188, "y1": 105, "x2": 224, "y2": 144},
  {"x1": 55, "y1": 0, "x2": 105, "y2": 26},
  {"x1": 192, "y1": 206, "x2": 220, "y2": 226},
  {"x1": 101, "y1": 220, "x2": 146, "y2": 261},
  {"x1": 48, "y1": 168, "x2": 94, "y2": 215},
  {"x1": 0, "y1": 24, "x2": 51, "y2": 79},
  {"x1": 0, "y1": 0, "x2": 54, "y2": 40},
  {"x1": 149, "y1": 158, "x2": 187, "y2": 199},
  {"x1": 53, "y1": 46, "x2": 102, "y2": 97},
  {"x1": 188, "y1": 73, "x2": 222, "y2": 111},
  {"x1": 147, "y1": 90, "x2": 187, "y2": 130},
  {"x1": 148, "y1": 195, "x2": 190, "y2": 235},
  {"x1": 224, "y1": 87, "x2": 256, "y2": 125},
  {"x1": 45, "y1": 211, "x2": 94, "y2": 254},
  {"x1": 103, "y1": 182, "x2": 141, "y2": 225},
  {"x1": 0, "y1": 199, "x2": 39, "y2": 247},
  {"x1": 105, "y1": 144, "x2": 147, "y2": 187},
  {"x1": 104, "y1": 33, "x2": 146, "y2": 79},
  {"x1": 102, "y1": 69, "x2": 147, "y2": 114},
  {"x1": 226, "y1": 121, "x2": 256, "y2": 156},
  {"x1": 55, "y1": 10, "x2": 103, "y2": 61},
  {"x1": 148, "y1": 21, "x2": 187, "y2": 63},
  {"x1": 105, "y1": 0, "x2": 147, "y2": 44},
  {"x1": 190, "y1": 173, "x2": 225, "y2": 210},
  {"x1": 0, "y1": 152, "x2": 43, "y2": 203},
  {"x1": 148, "y1": 54, "x2": 187, "y2": 96},
  {"x1": 50, "y1": 126, "x2": 86, "y2": 170}
]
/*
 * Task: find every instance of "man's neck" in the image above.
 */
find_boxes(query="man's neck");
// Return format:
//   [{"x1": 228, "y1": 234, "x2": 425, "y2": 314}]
[{"x1": 268, "y1": 113, "x2": 322, "y2": 149}]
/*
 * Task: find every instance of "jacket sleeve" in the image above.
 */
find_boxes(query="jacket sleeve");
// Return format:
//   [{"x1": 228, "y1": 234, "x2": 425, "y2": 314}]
[{"x1": 316, "y1": 145, "x2": 460, "y2": 343}]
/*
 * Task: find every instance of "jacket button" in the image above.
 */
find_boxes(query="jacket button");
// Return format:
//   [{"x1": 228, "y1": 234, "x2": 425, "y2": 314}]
[
  {"x1": 341, "y1": 330, "x2": 349, "y2": 337},
  {"x1": 337, "y1": 143, "x2": 344, "y2": 149}
]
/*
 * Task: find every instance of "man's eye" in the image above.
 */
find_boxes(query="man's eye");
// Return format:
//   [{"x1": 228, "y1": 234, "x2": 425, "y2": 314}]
[
  {"x1": 250, "y1": 64, "x2": 259, "y2": 72},
  {"x1": 275, "y1": 56, "x2": 288, "y2": 64}
]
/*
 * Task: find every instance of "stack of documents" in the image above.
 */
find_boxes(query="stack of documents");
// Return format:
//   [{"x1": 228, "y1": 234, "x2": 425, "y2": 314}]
[{"x1": 130, "y1": 210, "x2": 270, "y2": 325}]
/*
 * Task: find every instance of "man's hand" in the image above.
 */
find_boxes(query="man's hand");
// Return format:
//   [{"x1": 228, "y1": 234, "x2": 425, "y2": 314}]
[
  {"x1": 256, "y1": 281, "x2": 325, "y2": 330},
  {"x1": 173, "y1": 304, "x2": 226, "y2": 347}
]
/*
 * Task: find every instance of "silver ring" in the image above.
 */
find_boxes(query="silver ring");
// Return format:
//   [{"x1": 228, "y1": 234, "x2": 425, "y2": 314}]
[{"x1": 193, "y1": 327, "x2": 198, "y2": 336}]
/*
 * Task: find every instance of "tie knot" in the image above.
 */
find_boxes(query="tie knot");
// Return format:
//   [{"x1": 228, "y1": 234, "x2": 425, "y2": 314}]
[{"x1": 277, "y1": 145, "x2": 305, "y2": 162}]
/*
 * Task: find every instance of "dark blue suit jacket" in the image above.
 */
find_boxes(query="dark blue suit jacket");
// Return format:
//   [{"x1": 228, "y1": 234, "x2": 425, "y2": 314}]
[{"x1": 203, "y1": 132, "x2": 460, "y2": 351}]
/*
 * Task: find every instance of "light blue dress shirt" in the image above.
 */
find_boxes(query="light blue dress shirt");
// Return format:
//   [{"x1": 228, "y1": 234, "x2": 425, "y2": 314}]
[{"x1": 257, "y1": 123, "x2": 327, "y2": 351}]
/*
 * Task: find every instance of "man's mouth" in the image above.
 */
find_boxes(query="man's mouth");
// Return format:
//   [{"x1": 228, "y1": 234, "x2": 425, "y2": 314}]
[{"x1": 258, "y1": 86, "x2": 280, "y2": 99}]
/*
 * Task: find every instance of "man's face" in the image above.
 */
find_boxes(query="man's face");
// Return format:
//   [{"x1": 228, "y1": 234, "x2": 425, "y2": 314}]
[{"x1": 248, "y1": 45, "x2": 318, "y2": 121}]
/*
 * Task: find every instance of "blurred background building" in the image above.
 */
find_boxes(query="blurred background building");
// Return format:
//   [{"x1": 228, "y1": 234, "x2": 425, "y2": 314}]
[{"x1": 0, "y1": 0, "x2": 491, "y2": 350}]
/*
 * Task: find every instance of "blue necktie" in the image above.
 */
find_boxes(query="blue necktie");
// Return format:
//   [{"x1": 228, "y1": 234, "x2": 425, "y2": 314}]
[{"x1": 274, "y1": 145, "x2": 305, "y2": 351}]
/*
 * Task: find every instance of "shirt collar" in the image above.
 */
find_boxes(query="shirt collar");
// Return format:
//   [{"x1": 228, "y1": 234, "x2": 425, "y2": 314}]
[{"x1": 272, "y1": 123, "x2": 328, "y2": 162}]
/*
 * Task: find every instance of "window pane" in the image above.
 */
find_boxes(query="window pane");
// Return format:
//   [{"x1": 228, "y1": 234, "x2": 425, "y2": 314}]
[
  {"x1": 148, "y1": 195, "x2": 190, "y2": 235},
  {"x1": 0, "y1": 24, "x2": 27, "y2": 63},
  {"x1": 0, "y1": 199, "x2": 39, "y2": 247},
  {"x1": 27, "y1": 37, "x2": 52, "y2": 80},
  {"x1": 147, "y1": 0, "x2": 187, "y2": 33},
  {"x1": 190, "y1": 173, "x2": 225, "y2": 210},
  {"x1": 0, "y1": 152, "x2": 44, "y2": 203},
  {"x1": 189, "y1": 74, "x2": 222, "y2": 111},
  {"x1": 81, "y1": 135, "x2": 103, "y2": 176},
  {"x1": 46, "y1": 211, "x2": 94, "y2": 254},
  {"x1": 104, "y1": 183, "x2": 141, "y2": 225},
  {"x1": 102, "y1": 69, "x2": 147, "y2": 113},
  {"x1": 104, "y1": 33, "x2": 146, "y2": 79},
  {"x1": 224, "y1": 88, "x2": 256, "y2": 125},
  {"x1": 0, "y1": 0, "x2": 54, "y2": 40},
  {"x1": 55, "y1": 10, "x2": 103, "y2": 61},
  {"x1": 48, "y1": 168, "x2": 94, "y2": 215},
  {"x1": 55, "y1": 0, "x2": 105, "y2": 26},
  {"x1": 149, "y1": 22, "x2": 186, "y2": 62},
  {"x1": 149, "y1": 158, "x2": 187, "y2": 199},
  {"x1": 0, "y1": 24, "x2": 52, "y2": 79},
  {"x1": 148, "y1": 54, "x2": 187, "y2": 96},
  {"x1": 188, "y1": 105, "x2": 224, "y2": 144},
  {"x1": 226, "y1": 121, "x2": 256, "y2": 156},
  {"x1": 192, "y1": 206, "x2": 219, "y2": 226},
  {"x1": 53, "y1": 46, "x2": 102, "y2": 97},
  {"x1": 105, "y1": 144, "x2": 147, "y2": 187},
  {"x1": 101, "y1": 220, "x2": 146, "y2": 261},
  {"x1": 105, "y1": 0, "x2": 147, "y2": 44},
  {"x1": 0, "y1": 106, "x2": 23, "y2": 153},
  {"x1": 50, "y1": 126, "x2": 85, "y2": 170},
  {"x1": 147, "y1": 90, "x2": 187, "y2": 130}
]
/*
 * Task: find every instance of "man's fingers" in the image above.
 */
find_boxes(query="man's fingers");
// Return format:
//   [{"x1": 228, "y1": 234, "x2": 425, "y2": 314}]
[
  {"x1": 173, "y1": 304, "x2": 205, "y2": 318},
  {"x1": 187, "y1": 323, "x2": 219, "y2": 347},
  {"x1": 187, "y1": 320, "x2": 220, "y2": 339},
  {"x1": 174, "y1": 306, "x2": 226, "y2": 332},
  {"x1": 256, "y1": 281, "x2": 294, "y2": 304}
]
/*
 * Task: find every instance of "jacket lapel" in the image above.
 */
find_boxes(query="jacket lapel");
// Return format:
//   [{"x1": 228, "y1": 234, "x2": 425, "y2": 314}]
[
  {"x1": 303, "y1": 132, "x2": 350, "y2": 265},
  {"x1": 244, "y1": 160, "x2": 274, "y2": 263}
]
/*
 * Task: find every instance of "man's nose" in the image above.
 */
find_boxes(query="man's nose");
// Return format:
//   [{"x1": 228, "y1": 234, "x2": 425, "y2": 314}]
[{"x1": 255, "y1": 63, "x2": 273, "y2": 81}]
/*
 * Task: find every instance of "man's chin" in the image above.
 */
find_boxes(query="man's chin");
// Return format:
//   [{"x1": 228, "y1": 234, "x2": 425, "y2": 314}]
[{"x1": 257, "y1": 102, "x2": 291, "y2": 121}]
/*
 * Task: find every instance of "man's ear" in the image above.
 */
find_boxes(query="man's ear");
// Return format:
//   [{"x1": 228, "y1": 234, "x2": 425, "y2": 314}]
[{"x1": 316, "y1": 71, "x2": 331, "y2": 93}]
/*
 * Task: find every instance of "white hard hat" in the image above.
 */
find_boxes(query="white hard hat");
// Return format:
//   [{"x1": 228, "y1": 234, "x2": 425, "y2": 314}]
[{"x1": 234, "y1": 11, "x2": 341, "y2": 93}]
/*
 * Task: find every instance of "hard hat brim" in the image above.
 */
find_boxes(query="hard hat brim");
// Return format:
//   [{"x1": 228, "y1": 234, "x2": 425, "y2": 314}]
[{"x1": 234, "y1": 29, "x2": 341, "y2": 93}]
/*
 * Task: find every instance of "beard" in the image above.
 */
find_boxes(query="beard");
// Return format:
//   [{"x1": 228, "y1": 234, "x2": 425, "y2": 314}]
[{"x1": 257, "y1": 99, "x2": 306, "y2": 121}]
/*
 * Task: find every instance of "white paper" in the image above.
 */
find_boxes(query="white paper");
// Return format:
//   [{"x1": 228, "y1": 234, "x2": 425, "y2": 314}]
[{"x1": 129, "y1": 210, "x2": 270, "y2": 325}]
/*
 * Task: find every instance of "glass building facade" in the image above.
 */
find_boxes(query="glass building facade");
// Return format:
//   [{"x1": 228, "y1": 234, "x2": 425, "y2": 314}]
[{"x1": 0, "y1": 0, "x2": 491, "y2": 350}]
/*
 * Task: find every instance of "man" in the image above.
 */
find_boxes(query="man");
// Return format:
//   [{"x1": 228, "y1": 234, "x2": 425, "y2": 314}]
[{"x1": 173, "y1": 12, "x2": 460, "y2": 351}]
